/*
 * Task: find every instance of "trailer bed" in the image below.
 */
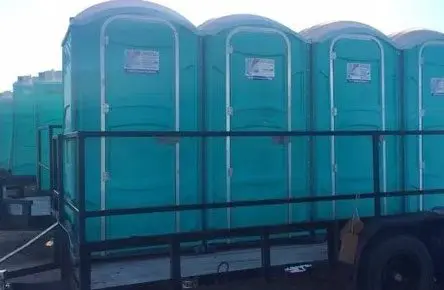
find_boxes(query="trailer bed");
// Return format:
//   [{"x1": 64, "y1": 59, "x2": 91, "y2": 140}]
[{"x1": 91, "y1": 243, "x2": 327, "y2": 289}]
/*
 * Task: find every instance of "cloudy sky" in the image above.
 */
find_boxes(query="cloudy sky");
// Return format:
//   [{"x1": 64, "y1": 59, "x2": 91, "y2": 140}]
[{"x1": 0, "y1": 0, "x2": 443, "y2": 91}]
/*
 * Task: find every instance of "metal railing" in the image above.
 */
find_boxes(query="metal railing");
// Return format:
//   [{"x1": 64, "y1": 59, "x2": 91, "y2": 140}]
[
  {"x1": 36, "y1": 125, "x2": 62, "y2": 193},
  {"x1": 50, "y1": 129, "x2": 444, "y2": 290}
]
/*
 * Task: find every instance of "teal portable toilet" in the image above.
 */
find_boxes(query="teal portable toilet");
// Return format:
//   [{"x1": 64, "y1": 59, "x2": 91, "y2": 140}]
[
  {"x1": 62, "y1": 0, "x2": 200, "y2": 242},
  {"x1": 11, "y1": 76, "x2": 36, "y2": 177},
  {"x1": 392, "y1": 29, "x2": 444, "y2": 212},
  {"x1": 34, "y1": 70, "x2": 63, "y2": 191},
  {"x1": 199, "y1": 15, "x2": 310, "y2": 230},
  {"x1": 301, "y1": 21, "x2": 402, "y2": 220},
  {"x1": 0, "y1": 91, "x2": 13, "y2": 174}
]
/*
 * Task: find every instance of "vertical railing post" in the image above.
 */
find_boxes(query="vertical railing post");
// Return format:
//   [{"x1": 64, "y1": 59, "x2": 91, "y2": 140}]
[
  {"x1": 199, "y1": 36, "x2": 209, "y2": 252},
  {"x1": 54, "y1": 136, "x2": 63, "y2": 217},
  {"x1": 52, "y1": 136, "x2": 60, "y2": 266},
  {"x1": 54, "y1": 135, "x2": 70, "y2": 282},
  {"x1": 170, "y1": 238, "x2": 181, "y2": 290},
  {"x1": 261, "y1": 231, "x2": 271, "y2": 282},
  {"x1": 50, "y1": 137, "x2": 56, "y2": 192},
  {"x1": 399, "y1": 51, "x2": 407, "y2": 213},
  {"x1": 36, "y1": 127, "x2": 42, "y2": 190},
  {"x1": 308, "y1": 43, "x2": 317, "y2": 238},
  {"x1": 55, "y1": 135, "x2": 64, "y2": 219},
  {"x1": 56, "y1": 136, "x2": 63, "y2": 196},
  {"x1": 47, "y1": 126, "x2": 54, "y2": 192},
  {"x1": 327, "y1": 220, "x2": 340, "y2": 266},
  {"x1": 372, "y1": 133, "x2": 382, "y2": 217},
  {"x1": 77, "y1": 133, "x2": 91, "y2": 290}
]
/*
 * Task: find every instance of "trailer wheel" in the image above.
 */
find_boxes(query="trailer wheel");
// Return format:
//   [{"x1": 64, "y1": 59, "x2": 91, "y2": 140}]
[{"x1": 358, "y1": 235, "x2": 434, "y2": 290}]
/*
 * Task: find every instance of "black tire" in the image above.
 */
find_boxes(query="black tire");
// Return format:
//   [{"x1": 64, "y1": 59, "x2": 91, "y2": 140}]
[{"x1": 358, "y1": 235, "x2": 434, "y2": 290}]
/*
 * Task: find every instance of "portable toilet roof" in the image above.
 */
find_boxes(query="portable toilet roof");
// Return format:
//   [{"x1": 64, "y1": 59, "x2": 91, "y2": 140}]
[
  {"x1": 68, "y1": 0, "x2": 195, "y2": 29},
  {"x1": 391, "y1": 28, "x2": 444, "y2": 48},
  {"x1": 198, "y1": 13, "x2": 305, "y2": 40},
  {"x1": 300, "y1": 20, "x2": 396, "y2": 46},
  {"x1": 0, "y1": 91, "x2": 12, "y2": 99},
  {"x1": 14, "y1": 75, "x2": 33, "y2": 86},
  {"x1": 36, "y1": 70, "x2": 62, "y2": 83}
]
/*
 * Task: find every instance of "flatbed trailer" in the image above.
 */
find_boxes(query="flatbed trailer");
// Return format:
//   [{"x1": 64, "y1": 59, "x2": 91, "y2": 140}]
[{"x1": 2, "y1": 129, "x2": 444, "y2": 290}]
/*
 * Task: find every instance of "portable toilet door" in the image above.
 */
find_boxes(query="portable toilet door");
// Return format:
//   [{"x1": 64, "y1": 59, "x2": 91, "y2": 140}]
[
  {"x1": 34, "y1": 70, "x2": 63, "y2": 192},
  {"x1": 392, "y1": 29, "x2": 444, "y2": 212},
  {"x1": 65, "y1": 0, "x2": 200, "y2": 242},
  {"x1": 302, "y1": 21, "x2": 402, "y2": 219},
  {"x1": 0, "y1": 91, "x2": 13, "y2": 175},
  {"x1": 11, "y1": 76, "x2": 36, "y2": 177},
  {"x1": 199, "y1": 15, "x2": 310, "y2": 230}
]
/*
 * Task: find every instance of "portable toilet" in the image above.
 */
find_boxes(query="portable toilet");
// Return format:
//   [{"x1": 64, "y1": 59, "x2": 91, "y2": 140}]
[
  {"x1": 62, "y1": 0, "x2": 200, "y2": 242},
  {"x1": 301, "y1": 21, "x2": 402, "y2": 219},
  {"x1": 392, "y1": 29, "x2": 444, "y2": 212},
  {"x1": 10, "y1": 76, "x2": 36, "y2": 178},
  {"x1": 0, "y1": 91, "x2": 13, "y2": 175},
  {"x1": 34, "y1": 70, "x2": 63, "y2": 192},
  {"x1": 199, "y1": 15, "x2": 310, "y2": 230}
]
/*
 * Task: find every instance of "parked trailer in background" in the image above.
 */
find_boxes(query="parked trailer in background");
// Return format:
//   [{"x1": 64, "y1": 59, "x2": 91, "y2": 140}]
[{"x1": 0, "y1": 71, "x2": 63, "y2": 230}]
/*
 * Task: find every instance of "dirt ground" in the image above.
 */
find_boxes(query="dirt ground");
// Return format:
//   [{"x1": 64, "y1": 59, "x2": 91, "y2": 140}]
[{"x1": 0, "y1": 230, "x2": 349, "y2": 290}]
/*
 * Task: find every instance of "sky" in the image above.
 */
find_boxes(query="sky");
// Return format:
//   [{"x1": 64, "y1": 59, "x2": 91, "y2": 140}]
[{"x1": 0, "y1": 0, "x2": 443, "y2": 91}]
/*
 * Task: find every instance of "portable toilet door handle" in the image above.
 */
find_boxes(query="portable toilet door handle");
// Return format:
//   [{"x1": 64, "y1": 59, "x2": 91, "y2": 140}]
[
  {"x1": 102, "y1": 103, "x2": 110, "y2": 114},
  {"x1": 102, "y1": 171, "x2": 110, "y2": 182}
]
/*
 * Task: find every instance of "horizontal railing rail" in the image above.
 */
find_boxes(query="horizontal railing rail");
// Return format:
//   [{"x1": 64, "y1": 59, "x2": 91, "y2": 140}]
[
  {"x1": 80, "y1": 189, "x2": 442, "y2": 218},
  {"x1": 63, "y1": 129, "x2": 444, "y2": 139}
]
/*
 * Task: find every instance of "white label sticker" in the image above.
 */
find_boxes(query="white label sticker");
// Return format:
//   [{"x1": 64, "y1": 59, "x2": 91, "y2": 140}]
[
  {"x1": 245, "y1": 58, "x2": 275, "y2": 80},
  {"x1": 124, "y1": 49, "x2": 159, "y2": 73},
  {"x1": 431, "y1": 78, "x2": 444, "y2": 96},
  {"x1": 346, "y1": 63, "x2": 371, "y2": 83},
  {"x1": 8, "y1": 204, "x2": 23, "y2": 216}
]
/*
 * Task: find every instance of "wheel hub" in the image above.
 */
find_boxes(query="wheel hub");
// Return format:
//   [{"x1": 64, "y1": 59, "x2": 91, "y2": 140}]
[
  {"x1": 382, "y1": 254, "x2": 420, "y2": 290},
  {"x1": 393, "y1": 272, "x2": 403, "y2": 283}
]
